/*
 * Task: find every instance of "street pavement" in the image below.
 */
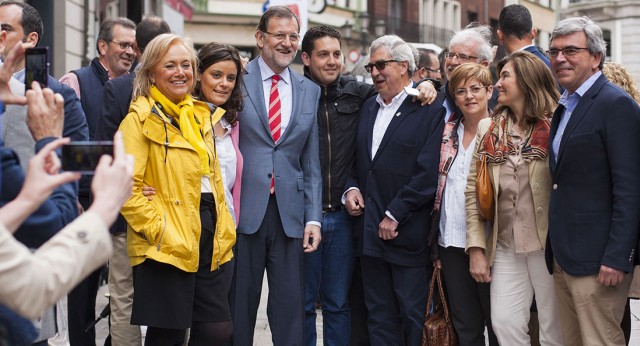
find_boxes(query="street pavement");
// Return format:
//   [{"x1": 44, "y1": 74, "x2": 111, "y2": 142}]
[{"x1": 84, "y1": 280, "x2": 640, "y2": 345}]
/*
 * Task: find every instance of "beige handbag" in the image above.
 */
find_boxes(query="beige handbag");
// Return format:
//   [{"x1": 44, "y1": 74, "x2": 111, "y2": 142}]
[{"x1": 476, "y1": 156, "x2": 494, "y2": 221}]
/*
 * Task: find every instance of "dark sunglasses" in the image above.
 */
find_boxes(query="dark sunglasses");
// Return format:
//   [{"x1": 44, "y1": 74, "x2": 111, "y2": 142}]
[{"x1": 364, "y1": 59, "x2": 402, "y2": 73}]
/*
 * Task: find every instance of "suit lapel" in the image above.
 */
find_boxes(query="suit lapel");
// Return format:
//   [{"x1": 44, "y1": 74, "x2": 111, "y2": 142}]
[
  {"x1": 371, "y1": 97, "x2": 419, "y2": 164},
  {"x1": 279, "y1": 70, "x2": 303, "y2": 144},
  {"x1": 365, "y1": 100, "x2": 379, "y2": 162},
  {"x1": 243, "y1": 60, "x2": 271, "y2": 138},
  {"x1": 549, "y1": 104, "x2": 564, "y2": 173}
]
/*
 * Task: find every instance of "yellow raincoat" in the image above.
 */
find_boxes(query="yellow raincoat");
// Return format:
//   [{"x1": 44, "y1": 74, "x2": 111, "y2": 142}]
[{"x1": 119, "y1": 95, "x2": 235, "y2": 272}]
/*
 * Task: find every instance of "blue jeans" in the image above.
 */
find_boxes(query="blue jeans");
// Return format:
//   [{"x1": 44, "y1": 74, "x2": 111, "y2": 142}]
[{"x1": 304, "y1": 210, "x2": 355, "y2": 346}]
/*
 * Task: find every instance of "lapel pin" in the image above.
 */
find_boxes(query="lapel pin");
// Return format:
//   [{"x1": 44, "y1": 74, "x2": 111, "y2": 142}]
[{"x1": 395, "y1": 112, "x2": 401, "y2": 117}]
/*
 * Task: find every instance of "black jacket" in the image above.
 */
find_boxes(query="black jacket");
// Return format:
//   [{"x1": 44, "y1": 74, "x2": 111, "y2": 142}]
[{"x1": 304, "y1": 70, "x2": 376, "y2": 209}]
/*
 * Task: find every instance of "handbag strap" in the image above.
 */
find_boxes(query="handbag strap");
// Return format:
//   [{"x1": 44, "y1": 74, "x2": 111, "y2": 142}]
[
  {"x1": 435, "y1": 267, "x2": 452, "y2": 323},
  {"x1": 424, "y1": 267, "x2": 439, "y2": 316}
]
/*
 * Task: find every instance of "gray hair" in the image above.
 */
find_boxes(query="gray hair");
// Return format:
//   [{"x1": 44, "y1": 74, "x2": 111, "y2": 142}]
[
  {"x1": 448, "y1": 24, "x2": 494, "y2": 63},
  {"x1": 551, "y1": 16, "x2": 606, "y2": 69},
  {"x1": 370, "y1": 35, "x2": 417, "y2": 75}
]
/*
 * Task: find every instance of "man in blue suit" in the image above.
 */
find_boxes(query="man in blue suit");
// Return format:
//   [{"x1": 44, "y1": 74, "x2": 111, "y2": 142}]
[
  {"x1": 546, "y1": 17, "x2": 640, "y2": 346},
  {"x1": 344, "y1": 35, "x2": 444, "y2": 345},
  {"x1": 497, "y1": 4, "x2": 551, "y2": 68},
  {"x1": 231, "y1": 6, "x2": 322, "y2": 346}
]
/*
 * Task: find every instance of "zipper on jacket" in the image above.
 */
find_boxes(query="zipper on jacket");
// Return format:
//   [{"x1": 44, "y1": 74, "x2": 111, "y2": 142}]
[
  {"x1": 156, "y1": 212, "x2": 167, "y2": 251},
  {"x1": 324, "y1": 87, "x2": 333, "y2": 208}
]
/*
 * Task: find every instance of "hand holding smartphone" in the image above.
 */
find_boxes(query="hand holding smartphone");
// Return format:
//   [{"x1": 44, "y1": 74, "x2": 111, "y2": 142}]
[
  {"x1": 25, "y1": 47, "x2": 48, "y2": 90},
  {"x1": 62, "y1": 141, "x2": 114, "y2": 175}
]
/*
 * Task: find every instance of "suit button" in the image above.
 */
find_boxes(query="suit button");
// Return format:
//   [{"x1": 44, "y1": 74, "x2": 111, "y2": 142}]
[
  {"x1": 367, "y1": 196, "x2": 373, "y2": 201},
  {"x1": 552, "y1": 184, "x2": 558, "y2": 190},
  {"x1": 536, "y1": 207, "x2": 543, "y2": 213},
  {"x1": 268, "y1": 173, "x2": 272, "y2": 178},
  {"x1": 274, "y1": 147, "x2": 278, "y2": 151},
  {"x1": 368, "y1": 170, "x2": 373, "y2": 176}
]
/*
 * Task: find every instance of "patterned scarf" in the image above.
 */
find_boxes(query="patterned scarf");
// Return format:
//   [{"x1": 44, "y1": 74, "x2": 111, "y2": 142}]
[
  {"x1": 477, "y1": 110, "x2": 551, "y2": 164},
  {"x1": 150, "y1": 85, "x2": 210, "y2": 175}
]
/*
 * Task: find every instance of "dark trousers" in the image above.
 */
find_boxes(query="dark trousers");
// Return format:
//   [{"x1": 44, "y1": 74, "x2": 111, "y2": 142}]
[
  {"x1": 439, "y1": 245, "x2": 498, "y2": 346},
  {"x1": 349, "y1": 256, "x2": 370, "y2": 346},
  {"x1": 231, "y1": 196, "x2": 305, "y2": 346},
  {"x1": 68, "y1": 194, "x2": 100, "y2": 346},
  {"x1": 361, "y1": 255, "x2": 430, "y2": 346}
]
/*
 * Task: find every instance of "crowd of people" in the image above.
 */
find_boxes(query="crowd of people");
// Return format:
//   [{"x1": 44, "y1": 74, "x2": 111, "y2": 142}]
[{"x1": 1, "y1": 2, "x2": 640, "y2": 346}]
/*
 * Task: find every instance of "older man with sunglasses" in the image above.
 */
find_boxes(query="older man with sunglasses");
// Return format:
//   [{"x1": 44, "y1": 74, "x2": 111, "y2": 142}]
[{"x1": 343, "y1": 34, "x2": 444, "y2": 345}]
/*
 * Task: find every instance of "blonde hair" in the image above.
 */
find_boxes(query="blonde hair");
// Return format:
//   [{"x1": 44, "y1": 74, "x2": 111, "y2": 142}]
[
  {"x1": 448, "y1": 63, "x2": 492, "y2": 94},
  {"x1": 602, "y1": 62, "x2": 640, "y2": 104},
  {"x1": 132, "y1": 33, "x2": 198, "y2": 100}
]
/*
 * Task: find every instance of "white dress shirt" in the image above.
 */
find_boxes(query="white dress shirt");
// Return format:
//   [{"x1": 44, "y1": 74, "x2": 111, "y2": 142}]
[
  {"x1": 215, "y1": 118, "x2": 238, "y2": 224},
  {"x1": 439, "y1": 122, "x2": 475, "y2": 248},
  {"x1": 371, "y1": 83, "x2": 411, "y2": 158}
]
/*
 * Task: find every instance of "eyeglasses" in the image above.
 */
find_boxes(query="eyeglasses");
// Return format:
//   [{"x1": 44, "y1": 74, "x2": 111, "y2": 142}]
[
  {"x1": 454, "y1": 85, "x2": 489, "y2": 98},
  {"x1": 445, "y1": 51, "x2": 478, "y2": 62},
  {"x1": 364, "y1": 59, "x2": 402, "y2": 73},
  {"x1": 109, "y1": 40, "x2": 134, "y2": 50},
  {"x1": 262, "y1": 31, "x2": 300, "y2": 43},
  {"x1": 546, "y1": 47, "x2": 589, "y2": 58}
]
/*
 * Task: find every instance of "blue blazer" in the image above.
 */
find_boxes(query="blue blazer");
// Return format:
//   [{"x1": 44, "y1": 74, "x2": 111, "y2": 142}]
[
  {"x1": 237, "y1": 58, "x2": 322, "y2": 238},
  {"x1": 524, "y1": 45, "x2": 551, "y2": 69},
  {"x1": 346, "y1": 89, "x2": 445, "y2": 266},
  {"x1": 546, "y1": 74, "x2": 640, "y2": 276}
]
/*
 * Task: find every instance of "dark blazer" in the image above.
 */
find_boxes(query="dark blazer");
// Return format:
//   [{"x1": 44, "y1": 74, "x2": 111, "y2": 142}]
[
  {"x1": 95, "y1": 73, "x2": 136, "y2": 235},
  {"x1": 2, "y1": 140, "x2": 77, "y2": 248},
  {"x1": 546, "y1": 74, "x2": 640, "y2": 276},
  {"x1": 95, "y1": 73, "x2": 135, "y2": 142},
  {"x1": 346, "y1": 89, "x2": 445, "y2": 266},
  {"x1": 524, "y1": 45, "x2": 551, "y2": 68}
]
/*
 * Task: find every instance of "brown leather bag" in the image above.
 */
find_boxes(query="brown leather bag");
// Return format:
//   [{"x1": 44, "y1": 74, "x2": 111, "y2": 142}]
[
  {"x1": 422, "y1": 267, "x2": 458, "y2": 346},
  {"x1": 476, "y1": 155, "x2": 494, "y2": 221}
]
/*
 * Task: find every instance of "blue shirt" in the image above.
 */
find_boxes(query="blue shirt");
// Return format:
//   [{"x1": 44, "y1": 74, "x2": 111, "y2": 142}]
[{"x1": 552, "y1": 71, "x2": 602, "y2": 161}]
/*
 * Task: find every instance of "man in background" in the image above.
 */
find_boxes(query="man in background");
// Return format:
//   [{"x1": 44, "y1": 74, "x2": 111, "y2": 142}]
[{"x1": 412, "y1": 47, "x2": 440, "y2": 83}]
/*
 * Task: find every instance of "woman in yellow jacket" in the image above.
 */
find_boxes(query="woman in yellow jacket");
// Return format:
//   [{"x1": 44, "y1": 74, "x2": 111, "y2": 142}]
[
  {"x1": 118, "y1": 34, "x2": 235, "y2": 346},
  {"x1": 465, "y1": 51, "x2": 562, "y2": 345}
]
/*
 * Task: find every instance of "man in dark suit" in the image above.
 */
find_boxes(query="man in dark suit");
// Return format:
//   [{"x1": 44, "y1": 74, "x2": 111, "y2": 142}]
[
  {"x1": 498, "y1": 4, "x2": 551, "y2": 68},
  {"x1": 95, "y1": 16, "x2": 170, "y2": 346},
  {"x1": 344, "y1": 35, "x2": 444, "y2": 345},
  {"x1": 546, "y1": 17, "x2": 640, "y2": 346},
  {"x1": 231, "y1": 6, "x2": 322, "y2": 346}
]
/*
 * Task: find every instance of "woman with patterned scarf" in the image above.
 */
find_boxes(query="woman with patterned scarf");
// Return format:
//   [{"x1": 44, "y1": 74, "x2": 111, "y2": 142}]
[
  {"x1": 118, "y1": 34, "x2": 235, "y2": 345},
  {"x1": 430, "y1": 63, "x2": 498, "y2": 345},
  {"x1": 465, "y1": 51, "x2": 563, "y2": 346}
]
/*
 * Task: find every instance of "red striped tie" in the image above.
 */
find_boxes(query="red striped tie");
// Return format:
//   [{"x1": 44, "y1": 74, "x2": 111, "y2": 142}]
[{"x1": 268, "y1": 75, "x2": 281, "y2": 194}]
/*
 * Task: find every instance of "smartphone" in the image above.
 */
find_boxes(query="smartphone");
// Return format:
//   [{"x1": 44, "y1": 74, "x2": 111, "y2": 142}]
[
  {"x1": 25, "y1": 47, "x2": 49, "y2": 90},
  {"x1": 61, "y1": 141, "x2": 114, "y2": 174}
]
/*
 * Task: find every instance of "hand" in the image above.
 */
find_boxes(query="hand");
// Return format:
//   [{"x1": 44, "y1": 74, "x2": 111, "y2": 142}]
[
  {"x1": 26, "y1": 81, "x2": 65, "y2": 140},
  {"x1": 378, "y1": 216, "x2": 398, "y2": 240},
  {"x1": 469, "y1": 247, "x2": 492, "y2": 283},
  {"x1": 142, "y1": 186, "x2": 156, "y2": 201},
  {"x1": 88, "y1": 131, "x2": 134, "y2": 226},
  {"x1": 17, "y1": 137, "x2": 81, "y2": 207},
  {"x1": 303, "y1": 224, "x2": 321, "y2": 253},
  {"x1": 415, "y1": 80, "x2": 438, "y2": 106},
  {"x1": 0, "y1": 42, "x2": 28, "y2": 106},
  {"x1": 597, "y1": 265, "x2": 625, "y2": 287},
  {"x1": 344, "y1": 189, "x2": 365, "y2": 216}
]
